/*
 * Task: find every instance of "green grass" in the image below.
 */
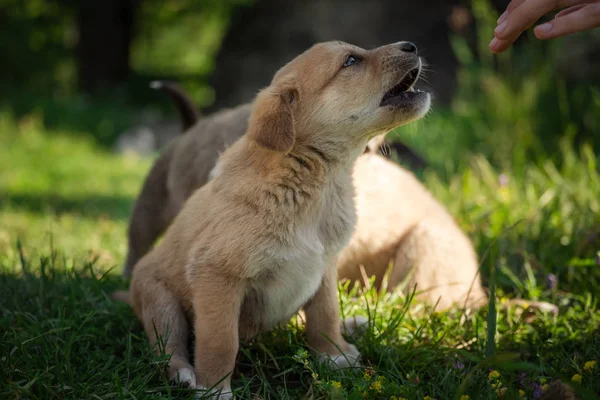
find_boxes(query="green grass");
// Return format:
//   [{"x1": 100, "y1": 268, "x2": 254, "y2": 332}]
[{"x1": 1, "y1": 107, "x2": 599, "y2": 400}]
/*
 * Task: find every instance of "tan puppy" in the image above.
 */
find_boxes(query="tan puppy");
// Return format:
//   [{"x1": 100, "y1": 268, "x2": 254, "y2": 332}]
[
  {"x1": 122, "y1": 104, "x2": 425, "y2": 277},
  {"x1": 119, "y1": 41, "x2": 431, "y2": 398},
  {"x1": 130, "y1": 83, "x2": 486, "y2": 311}
]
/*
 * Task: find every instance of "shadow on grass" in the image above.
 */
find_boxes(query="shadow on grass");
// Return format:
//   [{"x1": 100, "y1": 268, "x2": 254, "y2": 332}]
[{"x1": 0, "y1": 192, "x2": 134, "y2": 221}]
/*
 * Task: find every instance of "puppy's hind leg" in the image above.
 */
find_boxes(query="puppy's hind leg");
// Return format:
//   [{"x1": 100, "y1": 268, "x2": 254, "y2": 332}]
[{"x1": 132, "y1": 277, "x2": 195, "y2": 388}]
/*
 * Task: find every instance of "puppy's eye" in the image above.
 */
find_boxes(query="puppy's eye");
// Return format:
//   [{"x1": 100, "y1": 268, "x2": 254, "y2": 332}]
[{"x1": 343, "y1": 55, "x2": 360, "y2": 67}]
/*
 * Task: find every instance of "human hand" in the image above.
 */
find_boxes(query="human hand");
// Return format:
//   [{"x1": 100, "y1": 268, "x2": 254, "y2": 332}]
[{"x1": 489, "y1": 0, "x2": 600, "y2": 53}]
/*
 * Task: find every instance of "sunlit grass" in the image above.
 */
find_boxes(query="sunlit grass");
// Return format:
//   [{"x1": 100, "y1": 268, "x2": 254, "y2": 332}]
[{"x1": 0, "y1": 112, "x2": 150, "y2": 265}]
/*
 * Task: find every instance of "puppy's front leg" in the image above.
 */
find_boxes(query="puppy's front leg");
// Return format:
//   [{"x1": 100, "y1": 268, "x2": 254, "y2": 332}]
[
  {"x1": 304, "y1": 264, "x2": 361, "y2": 368},
  {"x1": 193, "y1": 275, "x2": 244, "y2": 399}
]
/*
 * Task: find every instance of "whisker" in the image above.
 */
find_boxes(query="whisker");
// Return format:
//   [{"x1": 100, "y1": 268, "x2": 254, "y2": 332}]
[
  {"x1": 380, "y1": 141, "x2": 391, "y2": 157},
  {"x1": 420, "y1": 68, "x2": 437, "y2": 75}
]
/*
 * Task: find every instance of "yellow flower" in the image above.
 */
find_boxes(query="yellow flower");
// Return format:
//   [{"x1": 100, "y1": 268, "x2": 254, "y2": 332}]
[
  {"x1": 330, "y1": 381, "x2": 341, "y2": 389},
  {"x1": 491, "y1": 382, "x2": 501, "y2": 390},
  {"x1": 519, "y1": 389, "x2": 526, "y2": 398},
  {"x1": 364, "y1": 371, "x2": 373, "y2": 381},
  {"x1": 541, "y1": 384, "x2": 549, "y2": 392},
  {"x1": 312, "y1": 372, "x2": 319, "y2": 380},
  {"x1": 488, "y1": 370, "x2": 500, "y2": 380},
  {"x1": 539, "y1": 378, "x2": 547, "y2": 384},
  {"x1": 423, "y1": 396, "x2": 432, "y2": 400},
  {"x1": 460, "y1": 395, "x2": 470, "y2": 400},
  {"x1": 571, "y1": 374, "x2": 582, "y2": 383},
  {"x1": 370, "y1": 380, "x2": 383, "y2": 393},
  {"x1": 584, "y1": 360, "x2": 596, "y2": 372}
]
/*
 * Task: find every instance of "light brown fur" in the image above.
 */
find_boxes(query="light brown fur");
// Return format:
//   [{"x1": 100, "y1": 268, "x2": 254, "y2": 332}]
[
  {"x1": 123, "y1": 104, "x2": 252, "y2": 272},
  {"x1": 120, "y1": 41, "x2": 431, "y2": 398},
  {"x1": 124, "y1": 85, "x2": 487, "y2": 313},
  {"x1": 338, "y1": 153, "x2": 487, "y2": 310}
]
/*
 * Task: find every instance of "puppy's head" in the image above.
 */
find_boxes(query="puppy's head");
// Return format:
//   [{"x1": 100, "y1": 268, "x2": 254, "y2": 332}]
[{"x1": 247, "y1": 41, "x2": 431, "y2": 158}]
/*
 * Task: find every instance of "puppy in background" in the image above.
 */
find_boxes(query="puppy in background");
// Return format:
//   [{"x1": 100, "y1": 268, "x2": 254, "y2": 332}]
[
  {"x1": 116, "y1": 40, "x2": 431, "y2": 398},
  {"x1": 338, "y1": 153, "x2": 487, "y2": 310},
  {"x1": 132, "y1": 82, "x2": 486, "y2": 311}
]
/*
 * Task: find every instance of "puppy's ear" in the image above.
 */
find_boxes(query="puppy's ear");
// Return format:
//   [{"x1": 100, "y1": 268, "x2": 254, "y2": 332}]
[{"x1": 248, "y1": 87, "x2": 297, "y2": 153}]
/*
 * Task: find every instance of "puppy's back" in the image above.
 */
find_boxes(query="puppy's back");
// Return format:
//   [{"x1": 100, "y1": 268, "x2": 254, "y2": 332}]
[
  {"x1": 338, "y1": 153, "x2": 486, "y2": 309},
  {"x1": 167, "y1": 105, "x2": 252, "y2": 203},
  {"x1": 340, "y1": 153, "x2": 451, "y2": 264}
]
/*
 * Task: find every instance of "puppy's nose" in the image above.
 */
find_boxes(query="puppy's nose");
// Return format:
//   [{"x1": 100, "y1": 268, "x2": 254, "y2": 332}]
[{"x1": 398, "y1": 41, "x2": 418, "y2": 54}]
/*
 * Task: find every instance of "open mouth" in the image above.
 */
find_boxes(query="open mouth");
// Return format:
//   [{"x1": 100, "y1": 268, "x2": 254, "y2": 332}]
[{"x1": 380, "y1": 67, "x2": 425, "y2": 107}]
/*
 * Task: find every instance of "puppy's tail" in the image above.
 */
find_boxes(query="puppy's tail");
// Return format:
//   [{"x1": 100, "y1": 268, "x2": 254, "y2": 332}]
[
  {"x1": 150, "y1": 80, "x2": 201, "y2": 132},
  {"x1": 112, "y1": 290, "x2": 133, "y2": 306}
]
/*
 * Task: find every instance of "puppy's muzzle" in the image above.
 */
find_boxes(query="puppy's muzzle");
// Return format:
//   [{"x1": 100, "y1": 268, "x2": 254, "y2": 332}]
[{"x1": 380, "y1": 44, "x2": 424, "y2": 108}]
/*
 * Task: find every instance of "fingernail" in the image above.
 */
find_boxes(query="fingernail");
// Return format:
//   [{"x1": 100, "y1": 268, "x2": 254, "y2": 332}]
[
  {"x1": 497, "y1": 11, "x2": 507, "y2": 24},
  {"x1": 494, "y1": 21, "x2": 508, "y2": 35},
  {"x1": 489, "y1": 37, "x2": 499, "y2": 51},
  {"x1": 535, "y1": 22, "x2": 552, "y2": 34}
]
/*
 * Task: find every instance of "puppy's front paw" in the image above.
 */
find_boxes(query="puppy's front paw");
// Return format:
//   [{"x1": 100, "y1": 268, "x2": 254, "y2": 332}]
[
  {"x1": 318, "y1": 343, "x2": 362, "y2": 369},
  {"x1": 170, "y1": 366, "x2": 197, "y2": 388}
]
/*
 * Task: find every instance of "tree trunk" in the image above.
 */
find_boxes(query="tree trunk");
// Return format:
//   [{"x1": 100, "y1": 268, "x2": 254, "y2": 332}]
[{"x1": 77, "y1": 0, "x2": 138, "y2": 93}]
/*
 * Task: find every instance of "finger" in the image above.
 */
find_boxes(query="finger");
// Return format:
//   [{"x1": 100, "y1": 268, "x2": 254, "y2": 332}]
[
  {"x1": 534, "y1": 3, "x2": 600, "y2": 39},
  {"x1": 498, "y1": 0, "x2": 527, "y2": 24},
  {"x1": 488, "y1": 37, "x2": 513, "y2": 54},
  {"x1": 495, "y1": 0, "x2": 586, "y2": 41},
  {"x1": 506, "y1": 0, "x2": 528, "y2": 14},
  {"x1": 554, "y1": 3, "x2": 586, "y2": 18}
]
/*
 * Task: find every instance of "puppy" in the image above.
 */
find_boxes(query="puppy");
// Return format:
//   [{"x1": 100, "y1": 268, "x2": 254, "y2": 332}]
[
  {"x1": 130, "y1": 82, "x2": 486, "y2": 311},
  {"x1": 123, "y1": 102, "x2": 426, "y2": 278},
  {"x1": 118, "y1": 41, "x2": 431, "y2": 398}
]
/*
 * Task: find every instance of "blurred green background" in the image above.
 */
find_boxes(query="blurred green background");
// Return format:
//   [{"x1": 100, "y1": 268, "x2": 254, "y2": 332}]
[
  {"x1": 1, "y1": 0, "x2": 251, "y2": 144},
  {"x1": 0, "y1": 0, "x2": 598, "y2": 166}
]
